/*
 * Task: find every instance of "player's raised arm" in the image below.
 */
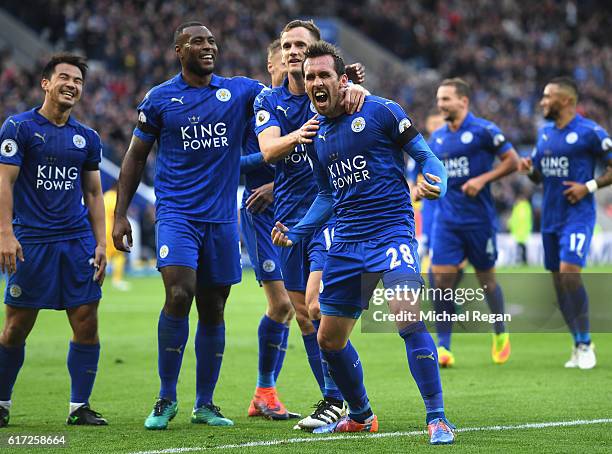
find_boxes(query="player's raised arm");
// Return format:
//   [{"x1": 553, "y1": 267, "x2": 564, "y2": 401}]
[
  {"x1": 82, "y1": 169, "x2": 106, "y2": 284},
  {"x1": 0, "y1": 164, "x2": 24, "y2": 274},
  {"x1": 256, "y1": 114, "x2": 319, "y2": 163},
  {"x1": 113, "y1": 135, "x2": 154, "y2": 251},
  {"x1": 406, "y1": 135, "x2": 448, "y2": 200}
]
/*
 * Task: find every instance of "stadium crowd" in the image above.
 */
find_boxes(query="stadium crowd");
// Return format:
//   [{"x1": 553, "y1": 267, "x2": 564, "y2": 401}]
[{"x1": 1, "y1": 0, "x2": 610, "y2": 230}]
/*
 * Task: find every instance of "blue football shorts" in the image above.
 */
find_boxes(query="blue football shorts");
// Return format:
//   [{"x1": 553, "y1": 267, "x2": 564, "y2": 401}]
[
  {"x1": 319, "y1": 232, "x2": 423, "y2": 319},
  {"x1": 431, "y1": 221, "x2": 497, "y2": 270},
  {"x1": 240, "y1": 206, "x2": 283, "y2": 283},
  {"x1": 156, "y1": 217, "x2": 241, "y2": 286},
  {"x1": 542, "y1": 223, "x2": 593, "y2": 271},
  {"x1": 278, "y1": 223, "x2": 333, "y2": 292},
  {"x1": 4, "y1": 234, "x2": 101, "y2": 310}
]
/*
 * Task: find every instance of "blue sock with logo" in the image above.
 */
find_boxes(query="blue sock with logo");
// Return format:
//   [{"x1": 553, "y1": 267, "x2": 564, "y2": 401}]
[
  {"x1": 0, "y1": 343, "x2": 25, "y2": 401},
  {"x1": 158, "y1": 311, "x2": 189, "y2": 402},
  {"x1": 195, "y1": 322, "x2": 225, "y2": 408},
  {"x1": 320, "y1": 342, "x2": 371, "y2": 422},
  {"x1": 302, "y1": 330, "x2": 325, "y2": 395},
  {"x1": 485, "y1": 285, "x2": 507, "y2": 334},
  {"x1": 312, "y1": 319, "x2": 343, "y2": 402},
  {"x1": 67, "y1": 342, "x2": 100, "y2": 404},
  {"x1": 257, "y1": 315, "x2": 285, "y2": 388},
  {"x1": 400, "y1": 322, "x2": 445, "y2": 424},
  {"x1": 274, "y1": 325, "x2": 290, "y2": 382},
  {"x1": 569, "y1": 285, "x2": 590, "y2": 345}
]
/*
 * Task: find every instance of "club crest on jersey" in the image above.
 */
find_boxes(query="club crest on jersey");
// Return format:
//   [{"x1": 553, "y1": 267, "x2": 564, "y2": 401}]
[
  {"x1": 159, "y1": 245, "x2": 169, "y2": 259},
  {"x1": 9, "y1": 285, "x2": 21, "y2": 298},
  {"x1": 256, "y1": 110, "x2": 270, "y2": 127},
  {"x1": 1, "y1": 139, "x2": 18, "y2": 157},
  {"x1": 73, "y1": 134, "x2": 86, "y2": 149},
  {"x1": 138, "y1": 111, "x2": 147, "y2": 123},
  {"x1": 216, "y1": 88, "x2": 231, "y2": 102},
  {"x1": 601, "y1": 137, "x2": 612, "y2": 151},
  {"x1": 460, "y1": 131, "x2": 473, "y2": 144},
  {"x1": 566, "y1": 132, "x2": 578, "y2": 144},
  {"x1": 262, "y1": 259, "x2": 276, "y2": 272},
  {"x1": 399, "y1": 118, "x2": 411, "y2": 134},
  {"x1": 351, "y1": 117, "x2": 366, "y2": 133},
  {"x1": 493, "y1": 134, "x2": 506, "y2": 147}
]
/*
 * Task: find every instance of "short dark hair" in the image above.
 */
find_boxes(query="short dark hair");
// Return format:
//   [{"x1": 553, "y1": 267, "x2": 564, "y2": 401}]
[
  {"x1": 440, "y1": 77, "x2": 471, "y2": 99},
  {"x1": 281, "y1": 19, "x2": 321, "y2": 41},
  {"x1": 174, "y1": 21, "x2": 205, "y2": 44},
  {"x1": 304, "y1": 41, "x2": 345, "y2": 77},
  {"x1": 267, "y1": 39, "x2": 281, "y2": 56},
  {"x1": 42, "y1": 53, "x2": 88, "y2": 81},
  {"x1": 548, "y1": 76, "x2": 578, "y2": 100}
]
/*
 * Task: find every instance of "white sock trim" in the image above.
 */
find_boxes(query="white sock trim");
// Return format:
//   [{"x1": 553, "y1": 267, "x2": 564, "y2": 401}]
[
  {"x1": 0, "y1": 400, "x2": 11, "y2": 410},
  {"x1": 69, "y1": 402, "x2": 86, "y2": 414}
]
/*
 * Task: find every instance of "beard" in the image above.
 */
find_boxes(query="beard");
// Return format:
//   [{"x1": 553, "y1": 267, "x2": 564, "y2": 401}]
[
  {"x1": 185, "y1": 56, "x2": 213, "y2": 77},
  {"x1": 543, "y1": 106, "x2": 560, "y2": 121}
]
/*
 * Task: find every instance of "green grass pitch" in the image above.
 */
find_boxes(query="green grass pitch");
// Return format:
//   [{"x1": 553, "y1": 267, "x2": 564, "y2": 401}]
[{"x1": 1, "y1": 268, "x2": 611, "y2": 453}]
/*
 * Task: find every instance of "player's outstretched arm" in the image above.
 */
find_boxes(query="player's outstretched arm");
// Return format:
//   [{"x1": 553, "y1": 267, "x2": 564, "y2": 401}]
[
  {"x1": 82, "y1": 169, "x2": 107, "y2": 284},
  {"x1": 258, "y1": 115, "x2": 319, "y2": 163},
  {"x1": 113, "y1": 135, "x2": 154, "y2": 251},
  {"x1": 462, "y1": 148, "x2": 520, "y2": 197},
  {"x1": 0, "y1": 164, "x2": 24, "y2": 274}
]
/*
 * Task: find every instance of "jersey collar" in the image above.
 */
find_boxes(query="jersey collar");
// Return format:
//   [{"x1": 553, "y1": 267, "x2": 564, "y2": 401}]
[
  {"x1": 31, "y1": 106, "x2": 77, "y2": 127},
  {"x1": 176, "y1": 72, "x2": 222, "y2": 89}
]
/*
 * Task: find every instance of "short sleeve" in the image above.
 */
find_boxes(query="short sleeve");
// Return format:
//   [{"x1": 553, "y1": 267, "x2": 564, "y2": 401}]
[
  {"x1": 483, "y1": 123, "x2": 513, "y2": 156},
  {"x1": 0, "y1": 116, "x2": 27, "y2": 167},
  {"x1": 253, "y1": 90, "x2": 281, "y2": 136},
  {"x1": 85, "y1": 130, "x2": 103, "y2": 166},
  {"x1": 134, "y1": 90, "x2": 162, "y2": 143}
]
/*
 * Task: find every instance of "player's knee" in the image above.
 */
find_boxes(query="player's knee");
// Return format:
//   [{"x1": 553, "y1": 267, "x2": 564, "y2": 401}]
[
  {"x1": 1, "y1": 323, "x2": 30, "y2": 347},
  {"x1": 317, "y1": 328, "x2": 344, "y2": 351},
  {"x1": 165, "y1": 285, "x2": 194, "y2": 315},
  {"x1": 268, "y1": 299, "x2": 292, "y2": 322}
]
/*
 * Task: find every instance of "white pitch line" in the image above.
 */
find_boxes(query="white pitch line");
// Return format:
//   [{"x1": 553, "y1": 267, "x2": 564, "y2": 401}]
[{"x1": 129, "y1": 418, "x2": 612, "y2": 454}]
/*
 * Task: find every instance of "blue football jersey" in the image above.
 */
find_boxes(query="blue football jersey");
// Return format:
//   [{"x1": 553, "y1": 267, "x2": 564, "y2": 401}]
[
  {"x1": 532, "y1": 114, "x2": 612, "y2": 232},
  {"x1": 134, "y1": 73, "x2": 265, "y2": 222},
  {"x1": 429, "y1": 112, "x2": 512, "y2": 229},
  {"x1": 0, "y1": 108, "x2": 101, "y2": 243},
  {"x1": 241, "y1": 117, "x2": 274, "y2": 208},
  {"x1": 308, "y1": 96, "x2": 421, "y2": 241},
  {"x1": 253, "y1": 79, "x2": 319, "y2": 226}
]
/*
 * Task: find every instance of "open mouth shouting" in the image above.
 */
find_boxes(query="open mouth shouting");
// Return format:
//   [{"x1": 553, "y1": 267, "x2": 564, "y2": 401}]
[{"x1": 314, "y1": 89, "x2": 329, "y2": 109}]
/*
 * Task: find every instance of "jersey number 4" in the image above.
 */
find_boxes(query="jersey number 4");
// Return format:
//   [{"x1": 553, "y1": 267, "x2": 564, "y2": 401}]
[{"x1": 386, "y1": 244, "x2": 414, "y2": 270}]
